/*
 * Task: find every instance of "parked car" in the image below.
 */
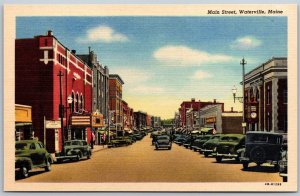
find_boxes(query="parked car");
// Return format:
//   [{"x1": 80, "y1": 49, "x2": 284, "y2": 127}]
[
  {"x1": 191, "y1": 135, "x2": 212, "y2": 152},
  {"x1": 215, "y1": 134, "x2": 245, "y2": 162},
  {"x1": 108, "y1": 137, "x2": 130, "y2": 148},
  {"x1": 155, "y1": 135, "x2": 172, "y2": 150},
  {"x1": 15, "y1": 140, "x2": 53, "y2": 178},
  {"x1": 55, "y1": 140, "x2": 92, "y2": 163},
  {"x1": 201, "y1": 135, "x2": 222, "y2": 157},
  {"x1": 240, "y1": 131, "x2": 283, "y2": 169},
  {"x1": 174, "y1": 135, "x2": 190, "y2": 146},
  {"x1": 279, "y1": 138, "x2": 288, "y2": 182}
]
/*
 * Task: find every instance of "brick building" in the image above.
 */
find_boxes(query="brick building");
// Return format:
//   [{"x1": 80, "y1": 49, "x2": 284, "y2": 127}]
[
  {"x1": 244, "y1": 57, "x2": 287, "y2": 133},
  {"x1": 134, "y1": 111, "x2": 147, "y2": 130},
  {"x1": 109, "y1": 74, "x2": 124, "y2": 133},
  {"x1": 200, "y1": 105, "x2": 243, "y2": 134},
  {"x1": 179, "y1": 98, "x2": 224, "y2": 128},
  {"x1": 15, "y1": 31, "x2": 93, "y2": 153}
]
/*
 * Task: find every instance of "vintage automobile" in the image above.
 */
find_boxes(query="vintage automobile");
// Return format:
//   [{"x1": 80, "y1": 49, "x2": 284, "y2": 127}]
[
  {"x1": 279, "y1": 138, "x2": 288, "y2": 182},
  {"x1": 191, "y1": 135, "x2": 212, "y2": 152},
  {"x1": 185, "y1": 135, "x2": 203, "y2": 150},
  {"x1": 174, "y1": 135, "x2": 190, "y2": 146},
  {"x1": 55, "y1": 140, "x2": 92, "y2": 163},
  {"x1": 155, "y1": 135, "x2": 172, "y2": 150},
  {"x1": 240, "y1": 131, "x2": 283, "y2": 169},
  {"x1": 201, "y1": 135, "x2": 222, "y2": 157},
  {"x1": 15, "y1": 140, "x2": 53, "y2": 178},
  {"x1": 215, "y1": 134, "x2": 245, "y2": 162}
]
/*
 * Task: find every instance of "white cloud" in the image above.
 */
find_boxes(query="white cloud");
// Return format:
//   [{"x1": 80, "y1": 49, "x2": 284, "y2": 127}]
[
  {"x1": 190, "y1": 70, "x2": 212, "y2": 80},
  {"x1": 130, "y1": 86, "x2": 165, "y2": 94},
  {"x1": 77, "y1": 25, "x2": 129, "y2": 43},
  {"x1": 153, "y1": 45, "x2": 234, "y2": 66},
  {"x1": 113, "y1": 68, "x2": 152, "y2": 85},
  {"x1": 230, "y1": 36, "x2": 262, "y2": 50}
]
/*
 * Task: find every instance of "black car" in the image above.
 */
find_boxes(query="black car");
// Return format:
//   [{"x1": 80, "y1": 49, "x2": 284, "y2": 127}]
[
  {"x1": 201, "y1": 135, "x2": 222, "y2": 157},
  {"x1": 240, "y1": 131, "x2": 283, "y2": 169},
  {"x1": 155, "y1": 135, "x2": 172, "y2": 150},
  {"x1": 55, "y1": 140, "x2": 92, "y2": 162}
]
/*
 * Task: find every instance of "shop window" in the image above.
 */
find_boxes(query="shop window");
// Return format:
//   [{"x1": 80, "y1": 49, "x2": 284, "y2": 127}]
[
  {"x1": 76, "y1": 93, "x2": 79, "y2": 112},
  {"x1": 71, "y1": 92, "x2": 75, "y2": 112}
]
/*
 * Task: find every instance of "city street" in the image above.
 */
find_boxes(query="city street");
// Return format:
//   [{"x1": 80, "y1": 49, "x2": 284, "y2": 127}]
[{"x1": 17, "y1": 135, "x2": 281, "y2": 183}]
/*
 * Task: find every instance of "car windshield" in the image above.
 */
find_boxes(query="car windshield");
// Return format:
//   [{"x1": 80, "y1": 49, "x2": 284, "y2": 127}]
[
  {"x1": 221, "y1": 136, "x2": 239, "y2": 142},
  {"x1": 72, "y1": 141, "x2": 82, "y2": 145},
  {"x1": 15, "y1": 143, "x2": 29, "y2": 150},
  {"x1": 202, "y1": 136, "x2": 211, "y2": 140},
  {"x1": 64, "y1": 141, "x2": 72, "y2": 146},
  {"x1": 247, "y1": 134, "x2": 281, "y2": 144},
  {"x1": 157, "y1": 136, "x2": 169, "y2": 140}
]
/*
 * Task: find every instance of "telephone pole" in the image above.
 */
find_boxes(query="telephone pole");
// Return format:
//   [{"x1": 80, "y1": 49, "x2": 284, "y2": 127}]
[{"x1": 58, "y1": 70, "x2": 65, "y2": 149}]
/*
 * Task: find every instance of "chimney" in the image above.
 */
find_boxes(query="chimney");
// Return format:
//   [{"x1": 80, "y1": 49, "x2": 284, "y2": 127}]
[
  {"x1": 191, "y1": 98, "x2": 195, "y2": 102},
  {"x1": 231, "y1": 107, "x2": 233, "y2": 112},
  {"x1": 71, "y1": 50, "x2": 76, "y2": 54},
  {"x1": 213, "y1": 99, "x2": 216, "y2": 103},
  {"x1": 47, "y1": 30, "x2": 53, "y2": 36}
]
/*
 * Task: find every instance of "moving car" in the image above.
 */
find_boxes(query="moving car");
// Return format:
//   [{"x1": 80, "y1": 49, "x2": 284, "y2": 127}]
[
  {"x1": 215, "y1": 134, "x2": 245, "y2": 162},
  {"x1": 155, "y1": 135, "x2": 172, "y2": 150},
  {"x1": 55, "y1": 140, "x2": 92, "y2": 162},
  {"x1": 239, "y1": 131, "x2": 283, "y2": 169},
  {"x1": 201, "y1": 135, "x2": 222, "y2": 157},
  {"x1": 15, "y1": 140, "x2": 53, "y2": 178}
]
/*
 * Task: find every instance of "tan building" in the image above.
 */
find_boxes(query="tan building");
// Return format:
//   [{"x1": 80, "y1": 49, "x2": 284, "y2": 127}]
[
  {"x1": 15, "y1": 104, "x2": 32, "y2": 140},
  {"x1": 109, "y1": 74, "x2": 124, "y2": 134}
]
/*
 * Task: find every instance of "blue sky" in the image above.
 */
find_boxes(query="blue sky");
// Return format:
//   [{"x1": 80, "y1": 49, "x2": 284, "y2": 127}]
[{"x1": 16, "y1": 17, "x2": 287, "y2": 119}]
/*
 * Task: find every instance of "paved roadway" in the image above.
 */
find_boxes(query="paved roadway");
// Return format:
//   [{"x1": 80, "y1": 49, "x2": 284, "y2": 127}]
[{"x1": 17, "y1": 135, "x2": 282, "y2": 182}]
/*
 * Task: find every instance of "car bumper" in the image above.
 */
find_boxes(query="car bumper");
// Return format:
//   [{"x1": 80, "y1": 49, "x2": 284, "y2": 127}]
[
  {"x1": 279, "y1": 173, "x2": 288, "y2": 177},
  {"x1": 240, "y1": 157, "x2": 250, "y2": 162},
  {"x1": 201, "y1": 149, "x2": 213, "y2": 153},
  {"x1": 216, "y1": 153, "x2": 238, "y2": 158},
  {"x1": 191, "y1": 146, "x2": 201, "y2": 151},
  {"x1": 156, "y1": 144, "x2": 172, "y2": 148}
]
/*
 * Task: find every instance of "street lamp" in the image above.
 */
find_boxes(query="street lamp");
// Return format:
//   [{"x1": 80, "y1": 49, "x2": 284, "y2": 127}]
[
  {"x1": 232, "y1": 57, "x2": 247, "y2": 134},
  {"x1": 232, "y1": 85, "x2": 243, "y2": 103}
]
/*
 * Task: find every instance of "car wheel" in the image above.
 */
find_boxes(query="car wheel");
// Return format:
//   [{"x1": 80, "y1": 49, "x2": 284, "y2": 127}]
[
  {"x1": 235, "y1": 156, "x2": 240, "y2": 162},
  {"x1": 204, "y1": 152, "x2": 209, "y2": 157},
  {"x1": 250, "y1": 146, "x2": 266, "y2": 164},
  {"x1": 87, "y1": 152, "x2": 91, "y2": 159},
  {"x1": 216, "y1": 156, "x2": 222, "y2": 163},
  {"x1": 20, "y1": 166, "x2": 29, "y2": 178},
  {"x1": 44, "y1": 159, "x2": 51, "y2": 171},
  {"x1": 76, "y1": 152, "x2": 82, "y2": 161},
  {"x1": 283, "y1": 176, "x2": 287, "y2": 182},
  {"x1": 242, "y1": 162, "x2": 249, "y2": 169},
  {"x1": 168, "y1": 147, "x2": 171, "y2": 150}
]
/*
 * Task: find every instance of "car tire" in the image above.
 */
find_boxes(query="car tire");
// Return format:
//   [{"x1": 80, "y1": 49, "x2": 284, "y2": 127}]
[
  {"x1": 44, "y1": 159, "x2": 51, "y2": 171},
  {"x1": 168, "y1": 147, "x2": 171, "y2": 150},
  {"x1": 76, "y1": 152, "x2": 82, "y2": 161},
  {"x1": 242, "y1": 162, "x2": 249, "y2": 169},
  {"x1": 87, "y1": 152, "x2": 91, "y2": 159},
  {"x1": 235, "y1": 156, "x2": 240, "y2": 162},
  {"x1": 216, "y1": 156, "x2": 222, "y2": 163},
  {"x1": 250, "y1": 146, "x2": 266, "y2": 164},
  {"x1": 204, "y1": 152, "x2": 209, "y2": 157},
  {"x1": 283, "y1": 176, "x2": 287, "y2": 182},
  {"x1": 20, "y1": 166, "x2": 29, "y2": 178}
]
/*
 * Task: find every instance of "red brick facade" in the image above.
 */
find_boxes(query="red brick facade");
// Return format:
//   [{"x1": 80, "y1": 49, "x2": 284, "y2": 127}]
[{"x1": 15, "y1": 31, "x2": 93, "y2": 152}]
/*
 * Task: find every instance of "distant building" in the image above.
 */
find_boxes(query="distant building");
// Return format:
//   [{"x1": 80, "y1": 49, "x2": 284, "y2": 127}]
[
  {"x1": 134, "y1": 111, "x2": 147, "y2": 130},
  {"x1": 151, "y1": 116, "x2": 161, "y2": 128},
  {"x1": 244, "y1": 57, "x2": 287, "y2": 133},
  {"x1": 109, "y1": 74, "x2": 124, "y2": 132},
  {"x1": 200, "y1": 105, "x2": 243, "y2": 134},
  {"x1": 179, "y1": 98, "x2": 224, "y2": 129},
  {"x1": 146, "y1": 114, "x2": 152, "y2": 128}
]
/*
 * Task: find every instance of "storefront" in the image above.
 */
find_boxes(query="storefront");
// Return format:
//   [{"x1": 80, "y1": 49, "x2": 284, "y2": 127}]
[
  {"x1": 70, "y1": 114, "x2": 92, "y2": 144},
  {"x1": 15, "y1": 104, "x2": 33, "y2": 141}
]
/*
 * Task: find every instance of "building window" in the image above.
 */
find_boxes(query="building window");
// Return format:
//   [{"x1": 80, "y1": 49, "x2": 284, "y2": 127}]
[
  {"x1": 45, "y1": 39, "x2": 48, "y2": 46},
  {"x1": 283, "y1": 90, "x2": 287, "y2": 104},
  {"x1": 76, "y1": 93, "x2": 79, "y2": 112},
  {"x1": 267, "y1": 86, "x2": 271, "y2": 105},
  {"x1": 267, "y1": 112, "x2": 271, "y2": 132},
  {"x1": 71, "y1": 92, "x2": 75, "y2": 112},
  {"x1": 80, "y1": 95, "x2": 83, "y2": 109}
]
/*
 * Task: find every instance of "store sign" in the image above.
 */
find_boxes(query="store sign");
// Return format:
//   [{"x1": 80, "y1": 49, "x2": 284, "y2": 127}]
[
  {"x1": 71, "y1": 115, "x2": 91, "y2": 126},
  {"x1": 205, "y1": 117, "x2": 216, "y2": 123},
  {"x1": 92, "y1": 114, "x2": 104, "y2": 127},
  {"x1": 45, "y1": 120, "x2": 61, "y2": 129}
]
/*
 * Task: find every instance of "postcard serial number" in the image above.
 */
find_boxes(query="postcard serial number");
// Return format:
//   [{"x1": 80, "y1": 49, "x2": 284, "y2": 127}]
[{"x1": 207, "y1": 9, "x2": 284, "y2": 15}]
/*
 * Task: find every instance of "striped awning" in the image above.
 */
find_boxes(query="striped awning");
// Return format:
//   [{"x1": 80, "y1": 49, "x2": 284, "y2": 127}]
[{"x1": 71, "y1": 115, "x2": 91, "y2": 126}]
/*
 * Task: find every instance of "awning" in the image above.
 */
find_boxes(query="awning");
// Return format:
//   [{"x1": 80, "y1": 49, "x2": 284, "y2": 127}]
[
  {"x1": 15, "y1": 122, "x2": 32, "y2": 127},
  {"x1": 201, "y1": 127, "x2": 213, "y2": 133},
  {"x1": 191, "y1": 130, "x2": 201, "y2": 134}
]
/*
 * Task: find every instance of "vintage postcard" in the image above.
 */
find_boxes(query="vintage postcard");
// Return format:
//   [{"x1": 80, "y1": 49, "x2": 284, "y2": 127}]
[{"x1": 3, "y1": 4, "x2": 297, "y2": 192}]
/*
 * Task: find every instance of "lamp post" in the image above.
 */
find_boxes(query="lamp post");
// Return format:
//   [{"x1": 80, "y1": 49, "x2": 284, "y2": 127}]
[
  {"x1": 66, "y1": 95, "x2": 73, "y2": 140},
  {"x1": 57, "y1": 71, "x2": 64, "y2": 150},
  {"x1": 232, "y1": 57, "x2": 247, "y2": 134}
]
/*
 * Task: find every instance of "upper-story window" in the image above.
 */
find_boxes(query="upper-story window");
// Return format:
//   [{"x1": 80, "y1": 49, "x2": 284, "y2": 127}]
[
  {"x1": 283, "y1": 90, "x2": 288, "y2": 104},
  {"x1": 76, "y1": 93, "x2": 79, "y2": 112},
  {"x1": 267, "y1": 85, "x2": 271, "y2": 105},
  {"x1": 80, "y1": 95, "x2": 83, "y2": 109},
  {"x1": 71, "y1": 92, "x2": 75, "y2": 113}
]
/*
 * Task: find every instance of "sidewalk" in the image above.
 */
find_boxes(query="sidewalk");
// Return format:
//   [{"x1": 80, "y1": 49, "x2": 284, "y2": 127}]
[{"x1": 91, "y1": 144, "x2": 108, "y2": 153}]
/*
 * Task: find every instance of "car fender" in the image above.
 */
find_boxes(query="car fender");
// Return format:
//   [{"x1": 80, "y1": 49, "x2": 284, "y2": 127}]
[{"x1": 15, "y1": 157, "x2": 33, "y2": 170}]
